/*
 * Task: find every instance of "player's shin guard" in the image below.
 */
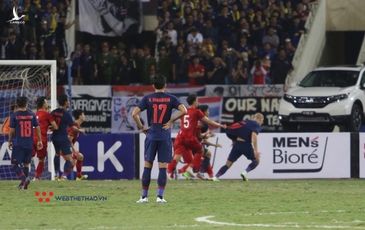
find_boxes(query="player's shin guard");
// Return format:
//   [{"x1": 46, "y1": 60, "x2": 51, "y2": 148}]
[
  {"x1": 54, "y1": 155, "x2": 60, "y2": 177},
  {"x1": 62, "y1": 160, "x2": 73, "y2": 177},
  {"x1": 76, "y1": 160, "x2": 83, "y2": 178},
  {"x1": 157, "y1": 168, "x2": 167, "y2": 198},
  {"x1": 178, "y1": 164, "x2": 189, "y2": 174},
  {"x1": 215, "y1": 165, "x2": 229, "y2": 178},
  {"x1": 35, "y1": 161, "x2": 44, "y2": 178},
  {"x1": 141, "y1": 167, "x2": 152, "y2": 198},
  {"x1": 167, "y1": 159, "x2": 177, "y2": 174},
  {"x1": 245, "y1": 160, "x2": 259, "y2": 173}
]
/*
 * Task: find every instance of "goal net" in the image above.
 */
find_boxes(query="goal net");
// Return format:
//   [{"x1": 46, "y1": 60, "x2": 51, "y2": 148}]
[{"x1": 0, "y1": 60, "x2": 57, "y2": 180}]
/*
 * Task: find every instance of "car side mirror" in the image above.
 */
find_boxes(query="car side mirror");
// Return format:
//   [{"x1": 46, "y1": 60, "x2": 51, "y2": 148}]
[{"x1": 361, "y1": 83, "x2": 365, "y2": 89}]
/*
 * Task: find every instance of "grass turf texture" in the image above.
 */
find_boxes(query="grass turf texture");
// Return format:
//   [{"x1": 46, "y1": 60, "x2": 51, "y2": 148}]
[{"x1": 0, "y1": 179, "x2": 364, "y2": 230}]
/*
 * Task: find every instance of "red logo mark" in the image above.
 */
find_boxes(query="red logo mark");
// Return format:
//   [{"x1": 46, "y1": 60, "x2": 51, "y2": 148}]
[{"x1": 35, "y1": 191, "x2": 54, "y2": 203}]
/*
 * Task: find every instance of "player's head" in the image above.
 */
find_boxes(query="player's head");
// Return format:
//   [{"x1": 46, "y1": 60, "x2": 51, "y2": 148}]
[
  {"x1": 198, "y1": 104, "x2": 209, "y2": 116},
  {"x1": 16, "y1": 96, "x2": 28, "y2": 109},
  {"x1": 36, "y1": 96, "x2": 48, "y2": 110},
  {"x1": 186, "y1": 94, "x2": 198, "y2": 107},
  {"x1": 73, "y1": 110, "x2": 85, "y2": 123},
  {"x1": 10, "y1": 103, "x2": 17, "y2": 112},
  {"x1": 152, "y1": 75, "x2": 166, "y2": 90},
  {"x1": 253, "y1": 113, "x2": 264, "y2": 126},
  {"x1": 57, "y1": 94, "x2": 69, "y2": 108}
]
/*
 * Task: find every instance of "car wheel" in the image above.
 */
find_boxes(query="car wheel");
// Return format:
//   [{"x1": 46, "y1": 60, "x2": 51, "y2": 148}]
[{"x1": 348, "y1": 103, "x2": 363, "y2": 132}]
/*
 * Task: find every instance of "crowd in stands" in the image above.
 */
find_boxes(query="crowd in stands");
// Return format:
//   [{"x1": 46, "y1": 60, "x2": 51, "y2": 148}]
[{"x1": 0, "y1": 0, "x2": 315, "y2": 86}]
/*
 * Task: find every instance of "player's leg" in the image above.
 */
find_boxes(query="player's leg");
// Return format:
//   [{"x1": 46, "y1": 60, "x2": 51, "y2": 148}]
[
  {"x1": 52, "y1": 141, "x2": 61, "y2": 178},
  {"x1": 60, "y1": 142, "x2": 75, "y2": 179},
  {"x1": 241, "y1": 144, "x2": 260, "y2": 181},
  {"x1": 22, "y1": 148, "x2": 33, "y2": 189},
  {"x1": 156, "y1": 139, "x2": 172, "y2": 203},
  {"x1": 190, "y1": 138, "x2": 203, "y2": 173},
  {"x1": 167, "y1": 140, "x2": 183, "y2": 179},
  {"x1": 137, "y1": 138, "x2": 157, "y2": 203},
  {"x1": 35, "y1": 142, "x2": 47, "y2": 179},
  {"x1": 215, "y1": 142, "x2": 244, "y2": 179},
  {"x1": 10, "y1": 146, "x2": 27, "y2": 188},
  {"x1": 201, "y1": 149, "x2": 214, "y2": 178},
  {"x1": 74, "y1": 151, "x2": 87, "y2": 180}
]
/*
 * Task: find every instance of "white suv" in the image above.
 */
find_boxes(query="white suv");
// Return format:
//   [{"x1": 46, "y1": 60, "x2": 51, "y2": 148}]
[{"x1": 279, "y1": 66, "x2": 365, "y2": 132}]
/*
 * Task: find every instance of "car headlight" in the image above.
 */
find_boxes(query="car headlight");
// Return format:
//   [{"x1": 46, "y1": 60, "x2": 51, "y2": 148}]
[{"x1": 327, "y1": 94, "x2": 348, "y2": 103}]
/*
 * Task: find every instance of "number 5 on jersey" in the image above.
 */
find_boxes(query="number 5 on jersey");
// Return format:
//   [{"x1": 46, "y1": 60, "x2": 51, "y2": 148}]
[{"x1": 183, "y1": 115, "x2": 190, "y2": 128}]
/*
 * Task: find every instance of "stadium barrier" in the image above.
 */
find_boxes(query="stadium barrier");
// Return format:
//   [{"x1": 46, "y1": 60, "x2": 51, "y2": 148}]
[{"x1": 139, "y1": 133, "x2": 352, "y2": 179}]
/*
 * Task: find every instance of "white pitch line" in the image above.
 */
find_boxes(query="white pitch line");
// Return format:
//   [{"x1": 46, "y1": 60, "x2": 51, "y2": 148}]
[
  {"x1": 240, "y1": 209, "x2": 349, "y2": 217},
  {"x1": 195, "y1": 216, "x2": 365, "y2": 229}
]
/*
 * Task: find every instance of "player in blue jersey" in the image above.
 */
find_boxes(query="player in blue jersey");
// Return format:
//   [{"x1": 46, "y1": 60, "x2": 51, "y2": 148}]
[
  {"x1": 132, "y1": 75, "x2": 187, "y2": 203},
  {"x1": 213, "y1": 113, "x2": 264, "y2": 181},
  {"x1": 8, "y1": 96, "x2": 42, "y2": 189},
  {"x1": 51, "y1": 95, "x2": 76, "y2": 180}
]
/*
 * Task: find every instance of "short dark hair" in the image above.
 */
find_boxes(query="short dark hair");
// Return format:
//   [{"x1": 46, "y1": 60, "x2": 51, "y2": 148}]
[
  {"x1": 153, "y1": 75, "x2": 166, "y2": 89},
  {"x1": 36, "y1": 96, "x2": 47, "y2": 109},
  {"x1": 16, "y1": 96, "x2": 27, "y2": 108},
  {"x1": 73, "y1": 110, "x2": 84, "y2": 120},
  {"x1": 57, "y1": 94, "x2": 69, "y2": 106},
  {"x1": 198, "y1": 104, "x2": 209, "y2": 113},
  {"x1": 186, "y1": 94, "x2": 197, "y2": 105}
]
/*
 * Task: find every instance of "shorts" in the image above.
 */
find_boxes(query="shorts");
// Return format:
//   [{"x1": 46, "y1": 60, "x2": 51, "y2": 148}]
[
  {"x1": 32, "y1": 141, "x2": 48, "y2": 159},
  {"x1": 11, "y1": 146, "x2": 33, "y2": 164},
  {"x1": 52, "y1": 139, "x2": 72, "y2": 155},
  {"x1": 144, "y1": 137, "x2": 172, "y2": 163},
  {"x1": 227, "y1": 141, "x2": 255, "y2": 163},
  {"x1": 173, "y1": 136, "x2": 203, "y2": 156}
]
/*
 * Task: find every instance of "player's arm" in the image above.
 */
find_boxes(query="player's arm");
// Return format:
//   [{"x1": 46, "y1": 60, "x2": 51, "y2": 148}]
[
  {"x1": 132, "y1": 106, "x2": 147, "y2": 133},
  {"x1": 201, "y1": 116, "x2": 226, "y2": 129},
  {"x1": 35, "y1": 126, "x2": 43, "y2": 150},
  {"x1": 251, "y1": 132, "x2": 260, "y2": 161},
  {"x1": 50, "y1": 120, "x2": 58, "y2": 131},
  {"x1": 72, "y1": 125, "x2": 85, "y2": 134},
  {"x1": 202, "y1": 139, "x2": 222, "y2": 148},
  {"x1": 8, "y1": 127, "x2": 15, "y2": 150},
  {"x1": 163, "y1": 104, "x2": 187, "y2": 130}
]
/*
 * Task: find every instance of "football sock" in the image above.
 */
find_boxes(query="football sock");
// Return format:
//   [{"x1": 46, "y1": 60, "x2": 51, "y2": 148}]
[
  {"x1": 12, "y1": 164, "x2": 26, "y2": 181},
  {"x1": 54, "y1": 155, "x2": 60, "y2": 176},
  {"x1": 192, "y1": 153, "x2": 202, "y2": 173},
  {"x1": 63, "y1": 160, "x2": 73, "y2": 176},
  {"x1": 167, "y1": 159, "x2": 177, "y2": 174},
  {"x1": 76, "y1": 160, "x2": 83, "y2": 178},
  {"x1": 23, "y1": 166, "x2": 29, "y2": 178},
  {"x1": 246, "y1": 160, "x2": 259, "y2": 173},
  {"x1": 200, "y1": 157, "x2": 210, "y2": 173},
  {"x1": 157, "y1": 168, "x2": 167, "y2": 198},
  {"x1": 215, "y1": 165, "x2": 229, "y2": 178},
  {"x1": 206, "y1": 165, "x2": 213, "y2": 178},
  {"x1": 141, "y1": 167, "x2": 152, "y2": 198},
  {"x1": 35, "y1": 161, "x2": 44, "y2": 178},
  {"x1": 178, "y1": 164, "x2": 189, "y2": 174}
]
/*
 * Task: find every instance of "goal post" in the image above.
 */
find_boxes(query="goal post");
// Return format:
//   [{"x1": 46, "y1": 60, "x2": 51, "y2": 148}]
[{"x1": 0, "y1": 60, "x2": 57, "y2": 180}]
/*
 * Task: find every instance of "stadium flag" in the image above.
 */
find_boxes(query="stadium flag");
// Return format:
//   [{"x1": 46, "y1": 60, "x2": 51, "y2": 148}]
[
  {"x1": 197, "y1": 96, "x2": 222, "y2": 125},
  {"x1": 111, "y1": 96, "x2": 147, "y2": 133},
  {"x1": 79, "y1": 0, "x2": 143, "y2": 36}
]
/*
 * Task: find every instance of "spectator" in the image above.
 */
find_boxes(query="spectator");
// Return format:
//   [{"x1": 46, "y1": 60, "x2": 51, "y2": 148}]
[
  {"x1": 207, "y1": 57, "x2": 227, "y2": 84},
  {"x1": 186, "y1": 27, "x2": 203, "y2": 56},
  {"x1": 230, "y1": 59, "x2": 248, "y2": 84},
  {"x1": 172, "y1": 45, "x2": 189, "y2": 83},
  {"x1": 271, "y1": 49, "x2": 293, "y2": 84},
  {"x1": 188, "y1": 56, "x2": 205, "y2": 85},
  {"x1": 115, "y1": 54, "x2": 132, "y2": 85},
  {"x1": 141, "y1": 46, "x2": 156, "y2": 85},
  {"x1": 79, "y1": 44, "x2": 97, "y2": 85},
  {"x1": 157, "y1": 46, "x2": 172, "y2": 82},
  {"x1": 57, "y1": 56, "x2": 68, "y2": 85},
  {"x1": 262, "y1": 27, "x2": 280, "y2": 48},
  {"x1": 250, "y1": 59, "x2": 267, "y2": 85},
  {"x1": 6, "y1": 32, "x2": 22, "y2": 59},
  {"x1": 96, "y1": 42, "x2": 117, "y2": 85}
]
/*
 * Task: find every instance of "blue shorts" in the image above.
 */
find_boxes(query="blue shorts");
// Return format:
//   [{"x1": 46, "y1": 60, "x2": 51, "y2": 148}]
[
  {"x1": 11, "y1": 146, "x2": 33, "y2": 164},
  {"x1": 227, "y1": 141, "x2": 255, "y2": 163},
  {"x1": 144, "y1": 137, "x2": 172, "y2": 163},
  {"x1": 52, "y1": 140, "x2": 72, "y2": 155}
]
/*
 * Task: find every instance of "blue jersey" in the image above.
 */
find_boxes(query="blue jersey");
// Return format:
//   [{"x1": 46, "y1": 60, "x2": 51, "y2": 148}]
[
  {"x1": 226, "y1": 120, "x2": 262, "y2": 143},
  {"x1": 10, "y1": 110, "x2": 39, "y2": 149},
  {"x1": 138, "y1": 92, "x2": 180, "y2": 140},
  {"x1": 51, "y1": 108, "x2": 74, "y2": 141}
]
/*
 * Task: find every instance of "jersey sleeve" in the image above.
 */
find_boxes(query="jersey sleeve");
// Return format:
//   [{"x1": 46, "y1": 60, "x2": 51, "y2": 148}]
[
  {"x1": 32, "y1": 113, "x2": 39, "y2": 127},
  {"x1": 252, "y1": 122, "x2": 262, "y2": 134},
  {"x1": 171, "y1": 95, "x2": 181, "y2": 110},
  {"x1": 196, "y1": 109, "x2": 205, "y2": 120},
  {"x1": 138, "y1": 96, "x2": 148, "y2": 111},
  {"x1": 47, "y1": 112, "x2": 55, "y2": 123}
]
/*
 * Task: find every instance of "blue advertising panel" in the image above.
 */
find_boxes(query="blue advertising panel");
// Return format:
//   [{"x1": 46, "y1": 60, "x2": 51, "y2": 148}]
[{"x1": 77, "y1": 134, "x2": 135, "y2": 179}]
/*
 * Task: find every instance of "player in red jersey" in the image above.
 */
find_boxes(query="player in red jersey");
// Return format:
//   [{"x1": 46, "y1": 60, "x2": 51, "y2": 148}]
[
  {"x1": 68, "y1": 110, "x2": 87, "y2": 180},
  {"x1": 167, "y1": 94, "x2": 226, "y2": 179},
  {"x1": 32, "y1": 97, "x2": 58, "y2": 180}
]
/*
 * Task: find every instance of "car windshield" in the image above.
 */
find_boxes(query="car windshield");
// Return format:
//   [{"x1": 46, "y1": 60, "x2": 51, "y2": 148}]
[{"x1": 299, "y1": 70, "x2": 359, "y2": 87}]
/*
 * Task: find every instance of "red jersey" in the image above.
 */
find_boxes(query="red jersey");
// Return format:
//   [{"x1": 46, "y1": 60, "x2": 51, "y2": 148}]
[
  {"x1": 33, "y1": 110, "x2": 54, "y2": 142},
  {"x1": 68, "y1": 122, "x2": 81, "y2": 144},
  {"x1": 179, "y1": 107, "x2": 205, "y2": 138}
]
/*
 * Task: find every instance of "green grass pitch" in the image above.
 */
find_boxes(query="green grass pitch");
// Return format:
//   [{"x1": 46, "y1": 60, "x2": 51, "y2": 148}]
[{"x1": 0, "y1": 179, "x2": 364, "y2": 230}]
